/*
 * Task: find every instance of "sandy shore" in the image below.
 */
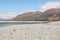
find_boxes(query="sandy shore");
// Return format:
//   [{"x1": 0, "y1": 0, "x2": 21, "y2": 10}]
[{"x1": 0, "y1": 24, "x2": 60, "y2": 40}]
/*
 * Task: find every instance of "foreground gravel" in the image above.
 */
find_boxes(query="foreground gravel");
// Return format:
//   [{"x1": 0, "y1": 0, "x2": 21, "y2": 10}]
[{"x1": 0, "y1": 23, "x2": 60, "y2": 40}]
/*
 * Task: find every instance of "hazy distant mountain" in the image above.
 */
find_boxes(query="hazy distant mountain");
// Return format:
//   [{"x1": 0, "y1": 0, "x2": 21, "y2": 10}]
[
  {"x1": 0, "y1": 18, "x2": 5, "y2": 21},
  {"x1": 13, "y1": 8, "x2": 60, "y2": 21},
  {"x1": 0, "y1": 18, "x2": 12, "y2": 21}
]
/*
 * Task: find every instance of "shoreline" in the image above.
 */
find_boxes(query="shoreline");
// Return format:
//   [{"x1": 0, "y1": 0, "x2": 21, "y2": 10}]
[{"x1": 0, "y1": 24, "x2": 60, "y2": 40}]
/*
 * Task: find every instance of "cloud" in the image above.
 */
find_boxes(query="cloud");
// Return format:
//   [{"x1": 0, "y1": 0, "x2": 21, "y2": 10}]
[
  {"x1": 0, "y1": 10, "x2": 36, "y2": 19},
  {"x1": 0, "y1": 12, "x2": 17, "y2": 19},
  {"x1": 39, "y1": 2, "x2": 60, "y2": 11},
  {"x1": 20, "y1": 10, "x2": 37, "y2": 14}
]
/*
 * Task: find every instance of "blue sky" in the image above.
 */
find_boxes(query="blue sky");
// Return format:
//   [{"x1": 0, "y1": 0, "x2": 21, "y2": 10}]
[
  {"x1": 0, "y1": 0, "x2": 59, "y2": 13},
  {"x1": 0, "y1": 0, "x2": 60, "y2": 19}
]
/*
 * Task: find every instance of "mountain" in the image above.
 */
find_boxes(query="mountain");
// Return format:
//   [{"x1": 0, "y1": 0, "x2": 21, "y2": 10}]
[
  {"x1": 42, "y1": 8, "x2": 60, "y2": 21},
  {"x1": 13, "y1": 8, "x2": 60, "y2": 21},
  {"x1": 13, "y1": 11, "x2": 42, "y2": 21},
  {"x1": 0, "y1": 19, "x2": 12, "y2": 21},
  {"x1": 0, "y1": 18, "x2": 5, "y2": 21}
]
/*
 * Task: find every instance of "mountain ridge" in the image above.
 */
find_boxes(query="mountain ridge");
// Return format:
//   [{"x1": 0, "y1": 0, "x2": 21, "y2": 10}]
[{"x1": 12, "y1": 8, "x2": 60, "y2": 21}]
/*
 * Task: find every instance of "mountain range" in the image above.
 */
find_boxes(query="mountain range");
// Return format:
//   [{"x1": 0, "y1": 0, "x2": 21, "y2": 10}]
[
  {"x1": 13, "y1": 8, "x2": 60, "y2": 21},
  {"x1": 0, "y1": 8, "x2": 60, "y2": 21}
]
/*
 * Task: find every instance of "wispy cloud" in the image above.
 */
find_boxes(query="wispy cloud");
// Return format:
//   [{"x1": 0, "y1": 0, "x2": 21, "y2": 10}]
[
  {"x1": 0, "y1": 12, "x2": 17, "y2": 19},
  {"x1": 0, "y1": 10, "x2": 36, "y2": 19},
  {"x1": 38, "y1": 2, "x2": 60, "y2": 11}
]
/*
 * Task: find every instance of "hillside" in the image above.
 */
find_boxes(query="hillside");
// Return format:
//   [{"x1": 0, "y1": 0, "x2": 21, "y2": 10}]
[
  {"x1": 13, "y1": 11, "x2": 42, "y2": 21},
  {"x1": 13, "y1": 8, "x2": 60, "y2": 21}
]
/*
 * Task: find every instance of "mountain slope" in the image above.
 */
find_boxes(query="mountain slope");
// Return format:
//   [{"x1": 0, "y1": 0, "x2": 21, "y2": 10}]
[
  {"x1": 42, "y1": 8, "x2": 60, "y2": 21},
  {"x1": 13, "y1": 11, "x2": 42, "y2": 21},
  {"x1": 13, "y1": 8, "x2": 60, "y2": 21}
]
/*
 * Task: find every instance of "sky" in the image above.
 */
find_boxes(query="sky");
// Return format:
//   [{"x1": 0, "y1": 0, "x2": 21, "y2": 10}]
[{"x1": 0, "y1": 0, "x2": 60, "y2": 19}]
